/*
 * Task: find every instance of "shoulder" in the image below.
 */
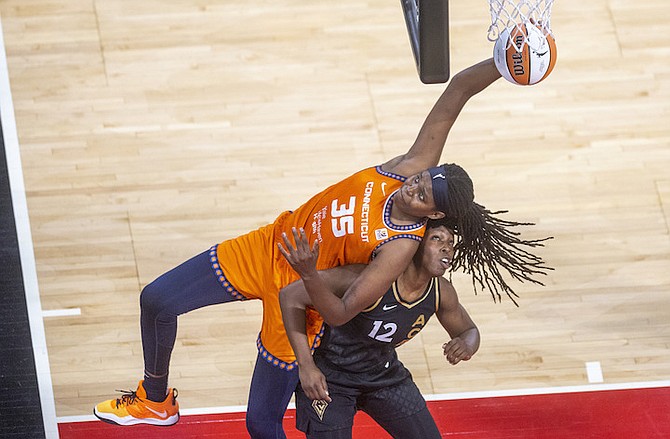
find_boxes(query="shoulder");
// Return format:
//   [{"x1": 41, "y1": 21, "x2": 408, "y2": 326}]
[
  {"x1": 380, "y1": 156, "x2": 406, "y2": 175},
  {"x1": 436, "y1": 276, "x2": 460, "y2": 311},
  {"x1": 370, "y1": 164, "x2": 407, "y2": 183},
  {"x1": 363, "y1": 240, "x2": 421, "y2": 282},
  {"x1": 380, "y1": 155, "x2": 426, "y2": 179},
  {"x1": 374, "y1": 237, "x2": 421, "y2": 260}
]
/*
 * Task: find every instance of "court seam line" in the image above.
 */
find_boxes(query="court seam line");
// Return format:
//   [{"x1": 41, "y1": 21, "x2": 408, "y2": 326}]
[{"x1": 42, "y1": 308, "x2": 82, "y2": 318}]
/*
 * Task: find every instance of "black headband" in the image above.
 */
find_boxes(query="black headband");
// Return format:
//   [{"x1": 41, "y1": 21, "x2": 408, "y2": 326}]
[{"x1": 428, "y1": 166, "x2": 449, "y2": 214}]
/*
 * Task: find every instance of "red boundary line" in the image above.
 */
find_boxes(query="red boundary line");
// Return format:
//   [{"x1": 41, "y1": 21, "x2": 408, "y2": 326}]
[{"x1": 59, "y1": 386, "x2": 670, "y2": 438}]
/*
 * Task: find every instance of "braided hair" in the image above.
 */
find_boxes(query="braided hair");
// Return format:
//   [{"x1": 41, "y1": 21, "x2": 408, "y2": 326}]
[{"x1": 428, "y1": 163, "x2": 553, "y2": 306}]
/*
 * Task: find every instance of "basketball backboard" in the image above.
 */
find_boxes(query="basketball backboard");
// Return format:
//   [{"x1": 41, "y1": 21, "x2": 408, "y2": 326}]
[{"x1": 401, "y1": 0, "x2": 450, "y2": 84}]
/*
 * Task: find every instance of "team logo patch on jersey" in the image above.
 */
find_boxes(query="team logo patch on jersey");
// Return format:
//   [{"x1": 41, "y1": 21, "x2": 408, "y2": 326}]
[
  {"x1": 375, "y1": 228, "x2": 389, "y2": 241},
  {"x1": 312, "y1": 399, "x2": 329, "y2": 421}
]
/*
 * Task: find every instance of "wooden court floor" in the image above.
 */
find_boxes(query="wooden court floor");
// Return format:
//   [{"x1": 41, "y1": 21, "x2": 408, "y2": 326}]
[{"x1": 0, "y1": 0, "x2": 669, "y2": 427}]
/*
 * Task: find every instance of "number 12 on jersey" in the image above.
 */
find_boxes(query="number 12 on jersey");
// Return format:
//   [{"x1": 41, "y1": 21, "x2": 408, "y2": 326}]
[{"x1": 368, "y1": 320, "x2": 398, "y2": 343}]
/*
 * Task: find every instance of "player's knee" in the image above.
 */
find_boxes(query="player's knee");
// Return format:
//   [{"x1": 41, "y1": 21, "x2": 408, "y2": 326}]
[{"x1": 139, "y1": 280, "x2": 165, "y2": 315}]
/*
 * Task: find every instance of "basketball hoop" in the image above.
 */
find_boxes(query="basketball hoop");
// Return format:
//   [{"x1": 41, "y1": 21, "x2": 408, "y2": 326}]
[{"x1": 487, "y1": 0, "x2": 554, "y2": 51}]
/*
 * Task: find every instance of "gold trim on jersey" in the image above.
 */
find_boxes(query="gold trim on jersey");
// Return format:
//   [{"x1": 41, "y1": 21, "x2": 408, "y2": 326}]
[
  {"x1": 362, "y1": 295, "x2": 384, "y2": 313},
  {"x1": 361, "y1": 277, "x2": 441, "y2": 313},
  {"x1": 392, "y1": 277, "x2": 438, "y2": 309}
]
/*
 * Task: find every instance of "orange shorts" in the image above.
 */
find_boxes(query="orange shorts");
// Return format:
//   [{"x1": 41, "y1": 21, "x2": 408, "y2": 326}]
[{"x1": 216, "y1": 212, "x2": 323, "y2": 367}]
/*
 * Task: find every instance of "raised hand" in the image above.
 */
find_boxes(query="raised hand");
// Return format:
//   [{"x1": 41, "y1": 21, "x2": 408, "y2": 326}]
[{"x1": 277, "y1": 227, "x2": 320, "y2": 278}]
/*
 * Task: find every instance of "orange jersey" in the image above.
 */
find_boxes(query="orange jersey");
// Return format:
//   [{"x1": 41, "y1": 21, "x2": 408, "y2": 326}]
[{"x1": 215, "y1": 166, "x2": 426, "y2": 366}]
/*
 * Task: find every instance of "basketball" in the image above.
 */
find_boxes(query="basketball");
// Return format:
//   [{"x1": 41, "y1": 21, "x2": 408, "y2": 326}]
[{"x1": 493, "y1": 22, "x2": 557, "y2": 86}]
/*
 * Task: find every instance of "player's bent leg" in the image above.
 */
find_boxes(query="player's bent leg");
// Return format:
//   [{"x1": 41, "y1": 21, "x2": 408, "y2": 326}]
[
  {"x1": 94, "y1": 247, "x2": 246, "y2": 425},
  {"x1": 359, "y1": 376, "x2": 441, "y2": 439},
  {"x1": 94, "y1": 380, "x2": 179, "y2": 426},
  {"x1": 246, "y1": 353, "x2": 300, "y2": 439},
  {"x1": 140, "y1": 248, "x2": 240, "y2": 400}
]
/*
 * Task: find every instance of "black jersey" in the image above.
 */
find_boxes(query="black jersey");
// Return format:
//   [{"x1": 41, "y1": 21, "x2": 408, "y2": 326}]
[{"x1": 314, "y1": 277, "x2": 441, "y2": 375}]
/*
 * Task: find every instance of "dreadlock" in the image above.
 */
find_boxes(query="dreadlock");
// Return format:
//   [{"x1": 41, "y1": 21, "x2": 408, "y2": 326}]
[{"x1": 428, "y1": 163, "x2": 553, "y2": 306}]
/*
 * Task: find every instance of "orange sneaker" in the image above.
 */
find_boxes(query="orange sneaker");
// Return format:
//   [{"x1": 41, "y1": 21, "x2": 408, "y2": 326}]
[{"x1": 94, "y1": 380, "x2": 180, "y2": 426}]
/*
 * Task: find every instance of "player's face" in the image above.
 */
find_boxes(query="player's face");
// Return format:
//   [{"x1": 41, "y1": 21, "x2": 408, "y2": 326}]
[
  {"x1": 419, "y1": 226, "x2": 455, "y2": 277},
  {"x1": 396, "y1": 170, "x2": 442, "y2": 219}
]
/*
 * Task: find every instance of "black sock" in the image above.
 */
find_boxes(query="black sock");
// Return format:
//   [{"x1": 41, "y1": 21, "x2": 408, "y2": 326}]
[{"x1": 143, "y1": 373, "x2": 168, "y2": 402}]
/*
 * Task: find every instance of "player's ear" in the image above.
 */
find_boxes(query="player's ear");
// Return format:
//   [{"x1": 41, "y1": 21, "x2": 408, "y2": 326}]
[{"x1": 428, "y1": 211, "x2": 446, "y2": 220}]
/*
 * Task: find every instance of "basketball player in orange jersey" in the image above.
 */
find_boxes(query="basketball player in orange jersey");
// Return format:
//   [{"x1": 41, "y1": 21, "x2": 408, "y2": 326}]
[
  {"x1": 279, "y1": 220, "x2": 479, "y2": 438},
  {"x1": 94, "y1": 58, "x2": 551, "y2": 438}
]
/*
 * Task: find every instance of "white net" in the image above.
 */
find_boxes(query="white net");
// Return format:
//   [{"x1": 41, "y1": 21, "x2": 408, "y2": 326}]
[{"x1": 487, "y1": 0, "x2": 554, "y2": 50}]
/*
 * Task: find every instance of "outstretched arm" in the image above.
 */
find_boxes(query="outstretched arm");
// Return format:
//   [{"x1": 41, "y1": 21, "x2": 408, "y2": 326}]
[
  {"x1": 382, "y1": 58, "x2": 501, "y2": 177},
  {"x1": 279, "y1": 228, "x2": 419, "y2": 326},
  {"x1": 435, "y1": 277, "x2": 480, "y2": 365}
]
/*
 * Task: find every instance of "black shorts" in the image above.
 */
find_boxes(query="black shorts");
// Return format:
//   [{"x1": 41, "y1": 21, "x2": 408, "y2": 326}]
[{"x1": 295, "y1": 359, "x2": 440, "y2": 439}]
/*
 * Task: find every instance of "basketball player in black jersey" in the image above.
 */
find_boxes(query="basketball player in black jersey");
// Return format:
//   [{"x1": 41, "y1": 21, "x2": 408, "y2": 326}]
[{"x1": 279, "y1": 219, "x2": 479, "y2": 438}]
